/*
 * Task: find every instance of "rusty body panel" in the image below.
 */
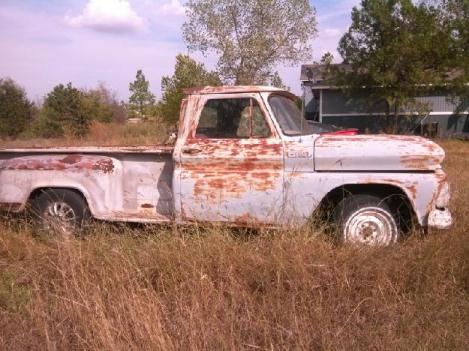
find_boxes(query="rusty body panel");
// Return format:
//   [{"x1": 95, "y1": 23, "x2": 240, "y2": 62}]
[
  {"x1": 173, "y1": 92, "x2": 284, "y2": 224},
  {"x1": 0, "y1": 154, "x2": 115, "y2": 173},
  {"x1": 314, "y1": 135, "x2": 445, "y2": 171},
  {"x1": 183, "y1": 85, "x2": 288, "y2": 96},
  {"x1": 0, "y1": 145, "x2": 173, "y2": 155},
  {"x1": 0, "y1": 86, "x2": 452, "y2": 231},
  {"x1": 282, "y1": 170, "x2": 447, "y2": 226},
  {"x1": 0, "y1": 151, "x2": 174, "y2": 223},
  {"x1": 178, "y1": 138, "x2": 283, "y2": 224}
]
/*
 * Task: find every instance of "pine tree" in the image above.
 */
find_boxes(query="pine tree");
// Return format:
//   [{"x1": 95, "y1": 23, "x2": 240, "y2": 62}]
[
  {"x1": 0, "y1": 78, "x2": 31, "y2": 137},
  {"x1": 38, "y1": 83, "x2": 90, "y2": 137},
  {"x1": 159, "y1": 55, "x2": 221, "y2": 123},
  {"x1": 336, "y1": 0, "x2": 452, "y2": 131},
  {"x1": 128, "y1": 70, "x2": 155, "y2": 120}
]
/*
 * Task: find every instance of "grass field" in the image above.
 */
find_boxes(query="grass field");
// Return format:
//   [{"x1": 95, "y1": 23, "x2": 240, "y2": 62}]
[
  {"x1": 0, "y1": 139, "x2": 468, "y2": 350},
  {"x1": 0, "y1": 121, "x2": 171, "y2": 148}
]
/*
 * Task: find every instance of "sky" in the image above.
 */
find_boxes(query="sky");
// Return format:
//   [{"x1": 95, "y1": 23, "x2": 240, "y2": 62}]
[{"x1": 0, "y1": 0, "x2": 359, "y2": 101}]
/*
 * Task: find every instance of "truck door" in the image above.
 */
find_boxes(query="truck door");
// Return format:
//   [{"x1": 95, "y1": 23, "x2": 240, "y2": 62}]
[{"x1": 178, "y1": 93, "x2": 284, "y2": 225}]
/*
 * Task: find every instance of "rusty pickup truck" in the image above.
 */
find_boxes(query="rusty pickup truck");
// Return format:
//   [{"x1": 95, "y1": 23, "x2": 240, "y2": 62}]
[{"x1": 0, "y1": 86, "x2": 452, "y2": 245}]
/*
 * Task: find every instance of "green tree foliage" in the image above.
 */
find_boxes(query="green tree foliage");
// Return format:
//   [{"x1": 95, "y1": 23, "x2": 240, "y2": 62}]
[
  {"x1": 320, "y1": 52, "x2": 334, "y2": 66},
  {"x1": 128, "y1": 70, "x2": 155, "y2": 119},
  {"x1": 31, "y1": 109, "x2": 63, "y2": 139},
  {"x1": 337, "y1": 0, "x2": 452, "y2": 129},
  {"x1": 315, "y1": 52, "x2": 335, "y2": 80},
  {"x1": 34, "y1": 83, "x2": 91, "y2": 138},
  {"x1": 33, "y1": 83, "x2": 126, "y2": 138},
  {"x1": 269, "y1": 71, "x2": 289, "y2": 90},
  {"x1": 0, "y1": 78, "x2": 31, "y2": 138},
  {"x1": 83, "y1": 83, "x2": 127, "y2": 124},
  {"x1": 159, "y1": 54, "x2": 221, "y2": 123},
  {"x1": 438, "y1": 0, "x2": 469, "y2": 105},
  {"x1": 183, "y1": 0, "x2": 317, "y2": 85}
]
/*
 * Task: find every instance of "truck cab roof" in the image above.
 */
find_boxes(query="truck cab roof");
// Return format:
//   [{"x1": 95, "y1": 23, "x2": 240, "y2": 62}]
[{"x1": 183, "y1": 85, "x2": 292, "y2": 96}]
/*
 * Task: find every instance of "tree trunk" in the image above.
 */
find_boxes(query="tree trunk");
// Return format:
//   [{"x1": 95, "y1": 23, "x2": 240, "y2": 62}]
[
  {"x1": 385, "y1": 98, "x2": 393, "y2": 134},
  {"x1": 393, "y1": 102, "x2": 399, "y2": 134},
  {"x1": 385, "y1": 98, "x2": 400, "y2": 134}
]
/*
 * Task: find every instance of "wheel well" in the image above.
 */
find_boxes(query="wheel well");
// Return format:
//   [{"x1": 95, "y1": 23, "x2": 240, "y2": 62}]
[
  {"x1": 315, "y1": 184, "x2": 416, "y2": 232},
  {"x1": 29, "y1": 187, "x2": 89, "y2": 208}
]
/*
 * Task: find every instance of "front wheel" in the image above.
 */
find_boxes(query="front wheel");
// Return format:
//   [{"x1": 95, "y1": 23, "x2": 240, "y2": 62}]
[
  {"x1": 32, "y1": 189, "x2": 90, "y2": 237},
  {"x1": 332, "y1": 194, "x2": 399, "y2": 246}
]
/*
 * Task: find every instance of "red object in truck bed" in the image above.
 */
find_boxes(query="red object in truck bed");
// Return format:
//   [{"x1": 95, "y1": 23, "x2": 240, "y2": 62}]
[{"x1": 323, "y1": 128, "x2": 359, "y2": 136}]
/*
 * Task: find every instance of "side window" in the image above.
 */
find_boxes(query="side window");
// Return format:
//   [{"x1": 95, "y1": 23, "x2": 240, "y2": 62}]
[{"x1": 195, "y1": 98, "x2": 271, "y2": 139}]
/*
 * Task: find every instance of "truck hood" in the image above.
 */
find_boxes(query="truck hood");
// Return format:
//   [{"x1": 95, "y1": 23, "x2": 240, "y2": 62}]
[{"x1": 314, "y1": 135, "x2": 445, "y2": 171}]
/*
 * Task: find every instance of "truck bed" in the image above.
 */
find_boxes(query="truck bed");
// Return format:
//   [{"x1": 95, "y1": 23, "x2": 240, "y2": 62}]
[{"x1": 0, "y1": 145, "x2": 175, "y2": 223}]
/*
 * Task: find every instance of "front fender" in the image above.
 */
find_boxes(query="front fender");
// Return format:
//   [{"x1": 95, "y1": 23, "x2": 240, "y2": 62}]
[{"x1": 283, "y1": 170, "x2": 449, "y2": 227}]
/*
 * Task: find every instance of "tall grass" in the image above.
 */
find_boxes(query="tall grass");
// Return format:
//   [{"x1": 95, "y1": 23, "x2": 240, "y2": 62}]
[
  {"x1": 0, "y1": 140, "x2": 468, "y2": 350},
  {"x1": 0, "y1": 121, "x2": 170, "y2": 148}
]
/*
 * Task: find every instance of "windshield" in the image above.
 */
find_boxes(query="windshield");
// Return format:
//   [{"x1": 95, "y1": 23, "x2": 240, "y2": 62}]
[{"x1": 268, "y1": 95, "x2": 315, "y2": 136}]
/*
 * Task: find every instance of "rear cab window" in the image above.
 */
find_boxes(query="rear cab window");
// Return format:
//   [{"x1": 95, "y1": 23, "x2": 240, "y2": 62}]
[{"x1": 195, "y1": 98, "x2": 271, "y2": 139}]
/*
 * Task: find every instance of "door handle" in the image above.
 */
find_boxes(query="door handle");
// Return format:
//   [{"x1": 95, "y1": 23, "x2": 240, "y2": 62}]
[{"x1": 182, "y1": 147, "x2": 202, "y2": 155}]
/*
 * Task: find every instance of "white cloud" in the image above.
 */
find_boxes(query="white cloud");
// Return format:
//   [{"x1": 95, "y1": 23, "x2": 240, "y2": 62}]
[
  {"x1": 322, "y1": 28, "x2": 342, "y2": 37},
  {"x1": 159, "y1": 0, "x2": 185, "y2": 16},
  {"x1": 66, "y1": 0, "x2": 145, "y2": 33},
  {"x1": 0, "y1": 0, "x2": 359, "y2": 100},
  {"x1": 0, "y1": 4, "x2": 183, "y2": 100}
]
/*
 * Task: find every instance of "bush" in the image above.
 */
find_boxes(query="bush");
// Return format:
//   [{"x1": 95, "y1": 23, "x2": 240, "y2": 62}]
[
  {"x1": 83, "y1": 83, "x2": 127, "y2": 124},
  {"x1": 0, "y1": 78, "x2": 31, "y2": 138},
  {"x1": 30, "y1": 107, "x2": 64, "y2": 138},
  {"x1": 41, "y1": 83, "x2": 91, "y2": 138}
]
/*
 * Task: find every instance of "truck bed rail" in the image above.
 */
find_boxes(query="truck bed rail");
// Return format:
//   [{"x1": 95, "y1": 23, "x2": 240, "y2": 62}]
[{"x1": 0, "y1": 145, "x2": 174, "y2": 155}]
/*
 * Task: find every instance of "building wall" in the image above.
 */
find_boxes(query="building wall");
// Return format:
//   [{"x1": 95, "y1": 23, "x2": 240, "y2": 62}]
[
  {"x1": 322, "y1": 90, "x2": 387, "y2": 115},
  {"x1": 321, "y1": 114, "x2": 469, "y2": 137},
  {"x1": 303, "y1": 84, "x2": 469, "y2": 138}
]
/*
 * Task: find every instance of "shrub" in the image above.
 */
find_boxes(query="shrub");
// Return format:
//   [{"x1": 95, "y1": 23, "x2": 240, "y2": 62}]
[
  {"x1": 41, "y1": 83, "x2": 91, "y2": 137},
  {"x1": 0, "y1": 78, "x2": 31, "y2": 138}
]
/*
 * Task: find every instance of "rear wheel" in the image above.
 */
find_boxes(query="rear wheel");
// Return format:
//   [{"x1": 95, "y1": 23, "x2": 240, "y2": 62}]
[
  {"x1": 32, "y1": 189, "x2": 90, "y2": 237},
  {"x1": 332, "y1": 194, "x2": 399, "y2": 246}
]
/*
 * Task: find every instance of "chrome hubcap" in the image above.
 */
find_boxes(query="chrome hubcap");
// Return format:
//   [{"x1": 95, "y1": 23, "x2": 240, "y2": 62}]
[
  {"x1": 43, "y1": 201, "x2": 76, "y2": 235},
  {"x1": 344, "y1": 207, "x2": 397, "y2": 246}
]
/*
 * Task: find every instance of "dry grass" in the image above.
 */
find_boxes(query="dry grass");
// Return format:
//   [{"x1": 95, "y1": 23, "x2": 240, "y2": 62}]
[
  {"x1": 0, "y1": 139, "x2": 468, "y2": 350},
  {"x1": 0, "y1": 121, "x2": 171, "y2": 148}
]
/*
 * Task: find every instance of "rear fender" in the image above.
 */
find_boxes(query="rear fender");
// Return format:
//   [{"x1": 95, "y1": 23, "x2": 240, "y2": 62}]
[{"x1": 0, "y1": 154, "x2": 121, "y2": 217}]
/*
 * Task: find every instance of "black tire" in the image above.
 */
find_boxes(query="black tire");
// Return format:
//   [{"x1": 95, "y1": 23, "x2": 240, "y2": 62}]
[
  {"x1": 332, "y1": 194, "x2": 399, "y2": 246},
  {"x1": 32, "y1": 189, "x2": 90, "y2": 236}
]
